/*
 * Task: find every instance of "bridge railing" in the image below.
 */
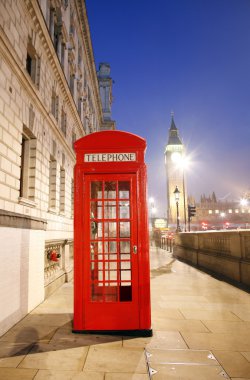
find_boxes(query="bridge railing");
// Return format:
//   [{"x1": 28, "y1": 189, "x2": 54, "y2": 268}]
[{"x1": 174, "y1": 230, "x2": 250, "y2": 287}]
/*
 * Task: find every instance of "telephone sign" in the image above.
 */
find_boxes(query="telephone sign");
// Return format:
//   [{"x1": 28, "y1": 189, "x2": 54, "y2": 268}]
[
  {"x1": 84, "y1": 152, "x2": 136, "y2": 162},
  {"x1": 73, "y1": 130, "x2": 152, "y2": 336}
]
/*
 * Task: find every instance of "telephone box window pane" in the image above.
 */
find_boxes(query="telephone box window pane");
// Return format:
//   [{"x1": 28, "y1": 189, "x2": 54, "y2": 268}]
[
  {"x1": 104, "y1": 181, "x2": 116, "y2": 199},
  {"x1": 120, "y1": 270, "x2": 131, "y2": 281},
  {"x1": 119, "y1": 201, "x2": 130, "y2": 219},
  {"x1": 120, "y1": 262, "x2": 131, "y2": 270},
  {"x1": 120, "y1": 241, "x2": 130, "y2": 253},
  {"x1": 91, "y1": 181, "x2": 102, "y2": 199},
  {"x1": 98, "y1": 242, "x2": 103, "y2": 253},
  {"x1": 90, "y1": 242, "x2": 102, "y2": 259},
  {"x1": 91, "y1": 201, "x2": 102, "y2": 219},
  {"x1": 104, "y1": 241, "x2": 117, "y2": 254},
  {"x1": 120, "y1": 281, "x2": 131, "y2": 287},
  {"x1": 104, "y1": 201, "x2": 116, "y2": 219},
  {"x1": 120, "y1": 253, "x2": 130, "y2": 260},
  {"x1": 106, "y1": 262, "x2": 117, "y2": 270},
  {"x1": 118, "y1": 181, "x2": 130, "y2": 199},
  {"x1": 104, "y1": 287, "x2": 118, "y2": 302},
  {"x1": 109, "y1": 241, "x2": 117, "y2": 253},
  {"x1": 120, "y1": 222, "x2": 130, "y2": 237},
  {"x1": 104, "y1": 222, "x2": 117, "y2": 237},
  {"x1": 90, "y1": 220, "x2": 99, "y2": 239},
  {"x1": 106, "y1": 270, "x2": 117, "y2": 281},
  {"x1": 96, "y1": 222, "x2": 103, "y2": 238},
  {"x1": 120, "y1": 285, "x2": 132, "y2": 302},
  {"x1": 91, "y1": 283, "x2": 103, "y2": 301},
  {"x1": 106, "y1": 254, "x2": 117, "y2": 261}
]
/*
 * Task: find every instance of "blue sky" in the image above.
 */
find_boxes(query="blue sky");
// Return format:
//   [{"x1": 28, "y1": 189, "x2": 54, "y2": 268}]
[{"x1": 86, "y1": 0, "x2": 250, "y2": 215}]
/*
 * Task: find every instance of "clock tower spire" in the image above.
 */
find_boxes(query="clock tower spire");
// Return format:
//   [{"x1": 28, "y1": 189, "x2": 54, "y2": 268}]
[{"x1": 165, "y1": 115, "x2": 185, "y2": 228}]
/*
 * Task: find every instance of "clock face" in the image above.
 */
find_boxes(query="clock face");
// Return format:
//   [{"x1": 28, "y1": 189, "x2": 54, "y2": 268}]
[{"x1": 171, "y1": 152, "x2": 181, "y2": 163}]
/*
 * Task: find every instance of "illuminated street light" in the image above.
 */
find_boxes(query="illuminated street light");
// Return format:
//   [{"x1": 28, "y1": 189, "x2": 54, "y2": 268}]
[
  {"x1": 174, "y1": 186, "x2": 181, "y2": 232},
  {"x1": 240, "y1": 198, "x2": 248, "y2": 207},
  {"x1": 149, "y1": 197, "x2": 156, "y2": 231},
  {"x1": 151, "y1": 206, "x2": 157, "y2": 215},
  {"x1": 174, "y1": 155, "x2": 191, "y2": 232},
  {"x1": 149, "y1": 197, "x2": 154, "y2": 204}
]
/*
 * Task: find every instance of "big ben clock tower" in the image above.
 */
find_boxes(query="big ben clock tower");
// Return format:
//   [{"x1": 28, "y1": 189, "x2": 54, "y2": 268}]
[{"x1": 165, "y1": 115, "x2": 185, "y2": 227}]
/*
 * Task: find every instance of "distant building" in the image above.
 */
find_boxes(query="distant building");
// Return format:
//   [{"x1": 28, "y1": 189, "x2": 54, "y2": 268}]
[
  {"x1": 195, "y1": 193, "x2": 250, "y2": 227},
  {"x1": 0, "y1": 0, "x2": 114, "y2": 336},
  {"x1": 165, "y1": 115, "x2": 186, "y2": 227}
]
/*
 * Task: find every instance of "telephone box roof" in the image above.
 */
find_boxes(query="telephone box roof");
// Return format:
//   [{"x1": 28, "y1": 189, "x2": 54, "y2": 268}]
[{"x1": 74, "y1": 130, "x2": 146, "y2": 150}]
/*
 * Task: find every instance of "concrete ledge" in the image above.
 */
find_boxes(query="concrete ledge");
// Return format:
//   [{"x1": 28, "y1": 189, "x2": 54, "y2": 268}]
[
  {"x1": 241, "y1": 260, "x2": 250, "y2": 286},
  {"x1": 174, "y1": 230, "x2": 250, "y2": 288},
  {"x1": 0, "y1": 209, "x2": 47, "y2": 230},
  {"x1": 198, "y1": 251, "x2": 241, "y2": 282},
  {"x1": 44, "y1": 272, "x2": 66, "y2": 298}
]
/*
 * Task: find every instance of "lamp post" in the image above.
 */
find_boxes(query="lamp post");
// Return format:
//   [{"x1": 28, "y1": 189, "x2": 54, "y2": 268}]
[
  {"x1": 174, "y1": 186, "x2": 181, "y2": 232},
  {"x1": 182, "y1": 168, "x2": 187, "y2": 232},
  {"x1": 149, "y1": 197, "x2": 155, "y2": 229},
  {"x1": 172, "y1": 155, "x2": 189, "y2": 232}
]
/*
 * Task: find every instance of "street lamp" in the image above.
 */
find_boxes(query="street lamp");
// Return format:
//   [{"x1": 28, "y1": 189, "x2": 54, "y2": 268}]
[
  {"x1": 173, "y1": 155, "x2": 190, "y2": 232},
  {"x1": 174, "y1": 186, "x2": 181, "y2": 232},
  {"x1": 149, "y1": 197, "x2": 156, "y2": 230},
  {"x1": 240, "y1": 198, "x2": 248, "y2": 207}
]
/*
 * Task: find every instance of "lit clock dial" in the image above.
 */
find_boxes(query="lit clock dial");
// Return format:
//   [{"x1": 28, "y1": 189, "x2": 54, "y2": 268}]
[{"x1": 171, "y1": 152, "x2": 181, "y2": 163}]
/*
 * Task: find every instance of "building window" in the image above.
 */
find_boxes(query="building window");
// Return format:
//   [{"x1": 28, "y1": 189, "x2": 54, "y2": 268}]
[
  {"x1": 61, "y1": 108, "x2": 67, "y2": 136},
  {"x1": 60, "y1": 167, "x2": 65, "y2": 214},
  {"x1": 51, "y1": 89, "x2": 59, "y2": 121},
  {"x1": 78, "y1": 98, "x2": 82, "y2": 119},
  {"x1": 228, "y1": 209, "x2": 232, "y2": 213},
  {"x1": 208, "y1": 210, "x2": 212, "y2": 214},
  {"x1": 19, "y1": 126, "x2": 36, "y2": 202},
  {"x1": 26, "y1": 39, "x2": 41, "y2": 87},
  {"x1": 72, "y1": 130, "x2": 76, "y2": 149},
  {"x1": 78, "y1": 46, "x2": 83, "y2": 67},
  {"x1": 215, "y1": 210, "x2": 219, "y2": 214},
  {"x1": 49, "y1": 155, "x2": 57, "y2": 210},
  {"x1": 70, "y1": 74, "x2": 75, "y2": 98},
  {"x1": 49, "y1": 6, "x2": 55, "y2": 38},
  {"x1": 70, "y1": 4, "x2": 75, "y2": 37},
  {"x1": 235, "y1": 209, "x2": 239, "y2": 213},
  {"x1": 61, "y1": 42, "x2": 65, "y2": 69}
]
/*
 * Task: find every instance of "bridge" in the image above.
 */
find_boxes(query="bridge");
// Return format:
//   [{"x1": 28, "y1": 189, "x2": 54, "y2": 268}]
[{"x1": 174, "y1": 230, "x2": 250, "y2": 288}]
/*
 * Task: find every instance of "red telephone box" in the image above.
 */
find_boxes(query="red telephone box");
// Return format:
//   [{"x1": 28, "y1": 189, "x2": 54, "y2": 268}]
[{"x1": 73, "y1": 130, "x2": 152, "y2": 336}]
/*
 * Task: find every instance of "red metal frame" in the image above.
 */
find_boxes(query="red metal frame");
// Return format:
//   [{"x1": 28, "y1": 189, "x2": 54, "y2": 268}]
[{"x1": 73, "y1": 130, "x2": 151, "y2": 335}]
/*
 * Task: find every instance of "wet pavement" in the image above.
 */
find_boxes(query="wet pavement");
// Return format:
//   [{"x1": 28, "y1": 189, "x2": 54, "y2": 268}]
[{"x1": 0, "y1": 247, "x2": 250, "y2": 379}]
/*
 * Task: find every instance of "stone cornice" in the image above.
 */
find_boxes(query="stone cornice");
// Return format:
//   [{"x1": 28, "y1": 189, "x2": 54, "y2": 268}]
[
  {"x1": 0, "y1": 28, "x2": 76, "y2": 162},
  {"x1": 24, "y1": 0, "x2": 87, "y2": 138},
  {"x1": 76, "y1": 0, "x2": 103, "y2": 124}
]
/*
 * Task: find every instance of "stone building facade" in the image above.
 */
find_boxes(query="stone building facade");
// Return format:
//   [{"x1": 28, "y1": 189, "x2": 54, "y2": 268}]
[{"x1": 0, "y1": 0, "x2": 112, "y2": 336}]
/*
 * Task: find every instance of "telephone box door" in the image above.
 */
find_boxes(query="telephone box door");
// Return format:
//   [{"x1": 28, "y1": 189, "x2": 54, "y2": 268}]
[{"x1": 84, "y1": 173, "x2": 139, "y2": 330}]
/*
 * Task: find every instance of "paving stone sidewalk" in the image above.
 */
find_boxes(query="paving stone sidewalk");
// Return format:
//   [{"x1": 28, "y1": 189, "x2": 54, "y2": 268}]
[{"x1": 0, "y1": 247, "x2": 250, "y2": 379}]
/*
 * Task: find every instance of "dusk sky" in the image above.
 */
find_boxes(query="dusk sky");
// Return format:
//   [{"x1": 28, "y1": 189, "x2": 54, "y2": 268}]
[{"x1": 86, "y1": 0, "x2": 250, "y2": 215}]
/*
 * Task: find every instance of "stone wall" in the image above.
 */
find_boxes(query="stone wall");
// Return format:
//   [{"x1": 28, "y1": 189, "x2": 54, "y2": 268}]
[
  {"x1": 174, "y1": 230, "x2": 250, "y2": 287},
  {"x1": 0, "y1": 0, "x2": 104, "y2": 337}
]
